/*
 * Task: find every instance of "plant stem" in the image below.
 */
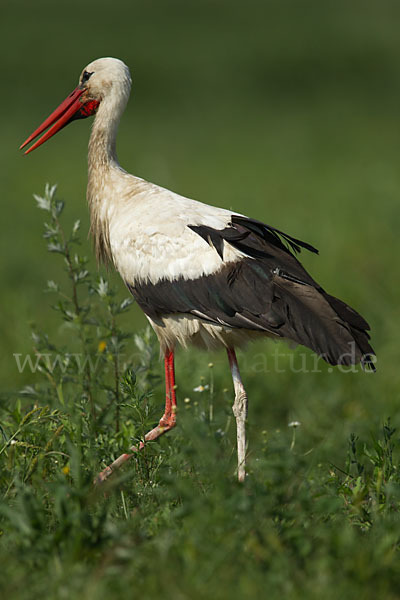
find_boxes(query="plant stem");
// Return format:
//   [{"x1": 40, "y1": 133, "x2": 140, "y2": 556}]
[
  {"x1": 112, "y1": 316, "x2": 121, "y2": 434},
  {"x1": 55, "y1": 211, "x2": 96, "y2": 426}
]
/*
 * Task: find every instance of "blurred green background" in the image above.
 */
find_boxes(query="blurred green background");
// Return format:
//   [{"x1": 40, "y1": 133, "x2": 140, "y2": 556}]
[
  {"x1": 2, "y1": 0, "x2": 400, "y2": 418},
  {"x1": 2, "y1": 1, "x2": 400, "y2": 598}
]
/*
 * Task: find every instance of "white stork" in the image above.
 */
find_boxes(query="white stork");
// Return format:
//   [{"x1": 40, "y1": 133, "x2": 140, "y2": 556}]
[{"x1": 20, "y1": 57, "x2": 375, "y2": 483}]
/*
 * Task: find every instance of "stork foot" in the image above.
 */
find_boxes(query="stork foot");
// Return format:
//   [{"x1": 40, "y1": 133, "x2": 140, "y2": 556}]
[
  {"x1": 94, "y1": 349, "x2": 177, "y2": 486},
  {"x1": 94, "y1": 412, "x2": 176, "y2": 485}
]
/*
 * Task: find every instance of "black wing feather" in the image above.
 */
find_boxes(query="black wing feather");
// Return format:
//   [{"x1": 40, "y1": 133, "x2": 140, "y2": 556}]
[
  {"x1": 128, "y1": 216, "x2": 375, "y2": 370},
  {"x1": 231, "y1": 215, "x2": 319, "y2": 255}
]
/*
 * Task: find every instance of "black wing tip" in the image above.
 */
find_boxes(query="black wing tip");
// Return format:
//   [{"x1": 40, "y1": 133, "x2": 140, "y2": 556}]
[
  {"x1": 270, "y1": 227, "x2": 319, "y2": 255},
  {"x1": 299, "y1": 240, "x2": 319, "y2": 255},
  {"x1": 361, "y1": 353, "x2": 377, "y2": 372},
  {"x1": 230, "y1": 215, "x2": 319, "y2": 255}
]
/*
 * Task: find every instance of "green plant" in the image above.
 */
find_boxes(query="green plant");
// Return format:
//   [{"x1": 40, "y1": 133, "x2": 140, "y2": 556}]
[
  {"x1": 1, "y1": 185, "x2": 400, "y2": 600},
  {"x1": 333, "y1": 420, "x2": 400, "y2": 529},
  {"x1": 1, "y1": 184, "x2": 167, "y2": 493}
]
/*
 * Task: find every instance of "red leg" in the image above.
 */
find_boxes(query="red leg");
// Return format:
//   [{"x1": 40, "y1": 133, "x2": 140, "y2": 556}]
[
  {"x1": 95, "y1": 348, "x2": 177, "y2": 484},
  {"x1": 159, "y1": 348, "x2": 177, "y2": 428}
]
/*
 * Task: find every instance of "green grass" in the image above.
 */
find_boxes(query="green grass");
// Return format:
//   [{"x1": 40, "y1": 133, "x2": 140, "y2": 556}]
[
  {"x1": 0, "y1": 164, "x2": 399, "y2": 600},
  {"x1": 2, "y1": 1, "x2": 400, "y2": 598}
]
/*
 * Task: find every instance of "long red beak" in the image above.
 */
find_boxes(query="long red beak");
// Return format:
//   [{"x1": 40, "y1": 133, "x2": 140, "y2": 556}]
[{"x1": 20, "y1": 86, "x2": 85, "y2": 155}]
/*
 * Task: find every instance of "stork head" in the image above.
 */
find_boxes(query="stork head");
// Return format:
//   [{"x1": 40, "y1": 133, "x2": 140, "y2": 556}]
[{"x1": 20, "y1": 57, "x2": 132, "y2": 154}]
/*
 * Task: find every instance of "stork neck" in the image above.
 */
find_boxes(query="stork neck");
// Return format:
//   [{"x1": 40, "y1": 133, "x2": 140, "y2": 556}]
[
  {"x1": 85, "y1": 67, "x2": 132, "y2": 265},
  {"x1": 87, "y1": 104, "x2": 124, "y2": 266},
  {"x1": 88, "y1": 111, "x2": 120, "y2": 173}
]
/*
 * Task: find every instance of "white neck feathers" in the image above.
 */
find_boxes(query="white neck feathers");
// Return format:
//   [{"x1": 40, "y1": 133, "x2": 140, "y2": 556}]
[{"x1": 87, "y1": 72, "x2": 131, "y2": 264}]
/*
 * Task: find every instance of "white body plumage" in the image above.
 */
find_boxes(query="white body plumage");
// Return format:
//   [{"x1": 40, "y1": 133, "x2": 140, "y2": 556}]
[{"x1": 89, "y1": 166, "x2": 257, "y2": 351}]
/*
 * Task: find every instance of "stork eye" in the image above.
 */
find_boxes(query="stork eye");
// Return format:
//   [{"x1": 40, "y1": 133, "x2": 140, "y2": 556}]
[{"x1": 81, "y1": 70, "x2": 93, "y2": 84}]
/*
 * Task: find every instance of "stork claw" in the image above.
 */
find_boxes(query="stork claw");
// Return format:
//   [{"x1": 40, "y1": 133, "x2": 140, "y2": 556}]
[{"x1": 94, "y1": 418, "x2": 176, "y2": 485}]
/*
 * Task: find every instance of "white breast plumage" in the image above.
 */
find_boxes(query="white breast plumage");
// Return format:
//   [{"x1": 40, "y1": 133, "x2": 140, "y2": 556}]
[{"x1": 106, "y1": 176, "x2": 244, "y2": 284}]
